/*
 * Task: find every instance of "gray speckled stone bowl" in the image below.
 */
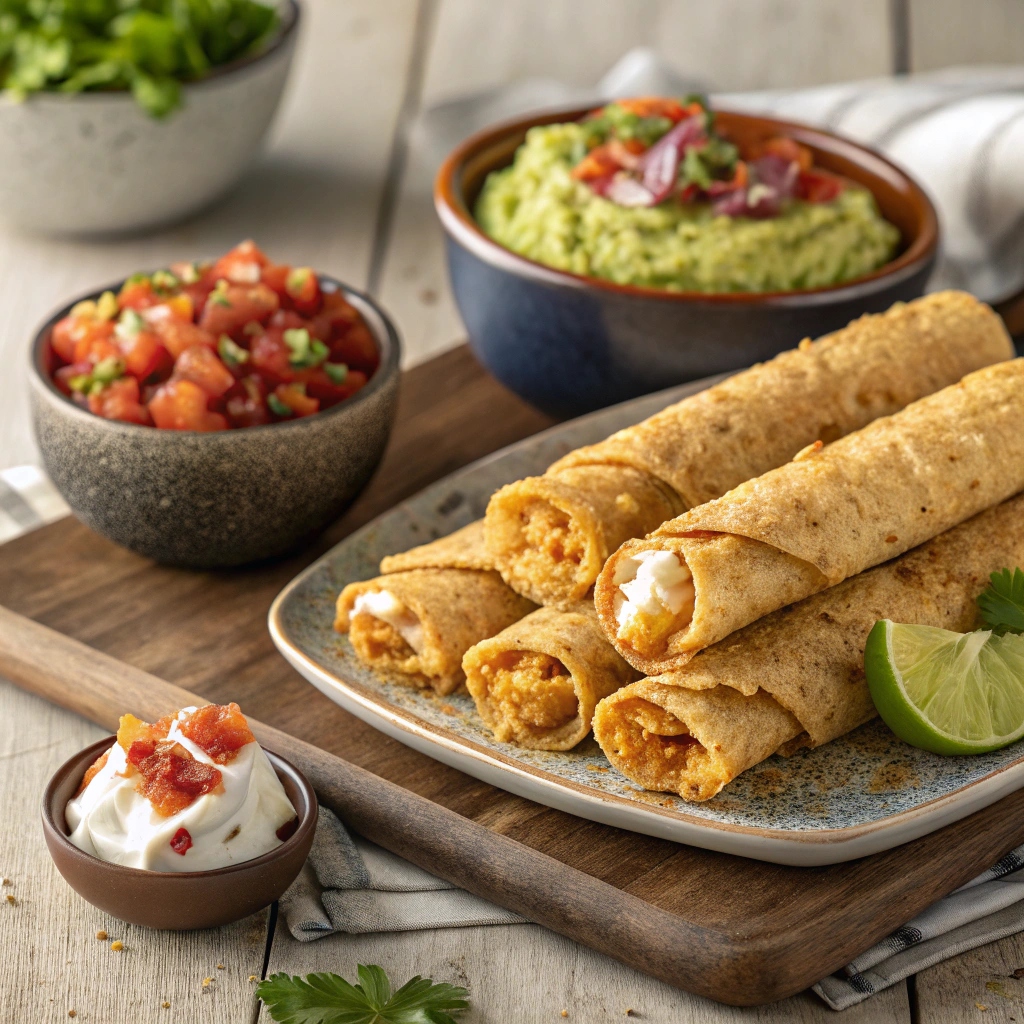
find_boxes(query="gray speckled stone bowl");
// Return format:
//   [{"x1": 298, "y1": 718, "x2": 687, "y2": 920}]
[
  {"x1": 0, "y1": 0, "x2": 299, "y2": 236},
  {"x1": 28, "y1": 274, "x2": 401, "y2": 568}
]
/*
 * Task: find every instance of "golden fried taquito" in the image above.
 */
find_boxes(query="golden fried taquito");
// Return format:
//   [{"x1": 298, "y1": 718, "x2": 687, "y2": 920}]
[
  {"x1": 335, "y1": 522, "x2": 535, "y2": 695},
  {"x1": 485, "y1": 292, "x2": 1013, "y2": 607},
  {"x1": 598, "y1": 359, "x2": 1024, "y2": 674},
  {"x1": 593, "y1": 494, "x2": 1024, "y2": 801},
  {"x1": 463, "y1": 602, "x2": 638, "y2": 750}
]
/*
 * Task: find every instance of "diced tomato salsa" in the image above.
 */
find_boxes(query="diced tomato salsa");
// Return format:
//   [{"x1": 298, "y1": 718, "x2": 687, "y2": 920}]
[
  {"x1": 114, "y1": 703, "x2": 254, "y2": 817},
  {"x1": 48, "y1": 241, "x2": 379, "y2": 431}
]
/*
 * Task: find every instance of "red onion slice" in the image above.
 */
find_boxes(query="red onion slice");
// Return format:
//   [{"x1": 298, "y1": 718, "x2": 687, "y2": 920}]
[
  {"x1": 637, "y1": 115, "x2": 706, "y2": 204},
  {"x1": 604, "y1": 176, "x2": 657, "y2": 207},
  {"x1": 752, "y1": 154, "x2": 799, "y2": 199}
]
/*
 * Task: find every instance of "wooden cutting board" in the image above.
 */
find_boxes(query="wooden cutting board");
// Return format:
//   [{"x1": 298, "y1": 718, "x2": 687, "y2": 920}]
[{"x1": 4, "y1": 344, "x2": 1024, "y2": 1007}]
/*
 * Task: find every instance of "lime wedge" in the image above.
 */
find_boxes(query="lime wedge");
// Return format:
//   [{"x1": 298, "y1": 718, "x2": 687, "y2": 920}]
[{"x1": 865, "y1": 620, "x2": 1024, "y2": 755}]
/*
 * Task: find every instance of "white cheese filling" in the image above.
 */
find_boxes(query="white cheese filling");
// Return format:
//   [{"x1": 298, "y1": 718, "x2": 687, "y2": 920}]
[
  {"x1": 65, "y1": 708, "x2": 296, "y2": 872},
  {"x1": 352, "y1": 589, "x2": 424, "y2": 653},
  {"x1": 613, "y1": 550, "x2": 695, "y2": 629}
]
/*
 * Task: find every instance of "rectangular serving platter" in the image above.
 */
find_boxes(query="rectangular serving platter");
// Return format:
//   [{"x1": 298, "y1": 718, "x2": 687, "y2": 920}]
[{"x1": 270, "y1": 377, "x2": 1024, "y2": 866}]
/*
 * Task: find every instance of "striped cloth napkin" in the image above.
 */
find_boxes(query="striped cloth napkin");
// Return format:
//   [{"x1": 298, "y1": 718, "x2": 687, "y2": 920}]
[{"x1": 5, "y1": 466, "x2": 1024, "y2": 1007}]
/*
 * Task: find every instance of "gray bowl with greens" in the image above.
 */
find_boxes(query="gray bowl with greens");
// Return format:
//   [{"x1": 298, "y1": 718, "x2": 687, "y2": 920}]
[{"x1": 0, "y1": 0, "x2": 298, "y2": 235}]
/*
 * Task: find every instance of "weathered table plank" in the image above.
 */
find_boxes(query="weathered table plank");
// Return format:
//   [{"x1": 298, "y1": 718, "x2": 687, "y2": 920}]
[
  {"x1": 0, "y1": 0, "x2": 420, "y2": 474},
  {"x1": 0, "y1": 679, "x2": 269, "y2": 1023},
  {"x1": 261, "y1": 923, "x2": 911, "y2": 1023},
  {"x1": 916, "y1": 930, "x2": 1024, "y2": 1022}
]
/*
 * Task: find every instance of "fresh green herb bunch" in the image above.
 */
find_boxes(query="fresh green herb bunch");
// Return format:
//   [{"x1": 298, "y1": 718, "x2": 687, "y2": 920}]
[{"x1": 0, "y1": 0, "x2": 280, "y2": 117}]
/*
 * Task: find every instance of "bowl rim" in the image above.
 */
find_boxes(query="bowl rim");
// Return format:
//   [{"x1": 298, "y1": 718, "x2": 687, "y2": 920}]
[
  {"x1": 0, "y1": 0, "x2": 301, "y2": 106},
  {"x1": 434, "y1": 104, "x2": 940, "y2": 306},
  {"x1": 28, "y1": 269, "x2": 402, "y2": 438},
  {"x1": 41, "y1": 734, "x2": 317, "y2": 880}
]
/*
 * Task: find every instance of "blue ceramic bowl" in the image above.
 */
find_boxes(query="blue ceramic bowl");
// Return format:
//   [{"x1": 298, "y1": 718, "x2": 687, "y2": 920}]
[
  {"x1": 435, "y1": 107, "x2": 939, "y2": 418},
  {"x1": 28, "y1": 275, "x2": 401, "y2": 568}
]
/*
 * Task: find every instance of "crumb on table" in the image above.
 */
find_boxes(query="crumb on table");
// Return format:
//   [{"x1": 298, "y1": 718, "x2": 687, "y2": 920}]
[
  {"x1": 95, "y1": 930, "x2": 107, "y2": 941},
  {"x1": 110, "y1": 940, "x2": 123, "y2": 952}
]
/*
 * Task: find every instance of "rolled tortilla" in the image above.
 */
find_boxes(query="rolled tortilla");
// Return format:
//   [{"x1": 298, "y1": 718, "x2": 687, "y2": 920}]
[
  {"x1": 335, "y1": 522, "x2": 535, "y2": 695},
  {"x1": 593, "y1": 493, "x2": 1024, "y2": 801},
  {"x1": 486, "y1": 292, "x2": 1013, "y2": 607},
  {"x1": 597, "y1": 358, "x2": 1024, "y2": 674},
  {"x1": 463, "y1": 603, "x2": 639, "y2": 750}
]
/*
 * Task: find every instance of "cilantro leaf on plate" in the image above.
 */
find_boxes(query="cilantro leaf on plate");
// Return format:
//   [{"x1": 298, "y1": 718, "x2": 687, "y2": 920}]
[
  {"x1": 977, "y1": 567, "x2": 1024, "y2": 635},
  {"x1": 256, "y1": 964, "x2": 470, "y2": 1024}
]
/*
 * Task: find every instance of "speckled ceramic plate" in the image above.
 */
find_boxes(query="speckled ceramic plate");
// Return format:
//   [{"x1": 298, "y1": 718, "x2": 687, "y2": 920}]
[{"x1": 269, "y1": 377, "x2": 1024, "y2": 866}]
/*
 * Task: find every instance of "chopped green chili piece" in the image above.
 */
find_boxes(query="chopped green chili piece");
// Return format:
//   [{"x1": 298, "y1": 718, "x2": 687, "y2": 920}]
[
  {"x1": 92, "y1": 357, "x2": 125, "y2": 384},
  {"x1": 267, "y1": 394, "x2": 292, "y2": 417},
  {"x1": 283, "y1": 328, "x2": 328, "y2": 369},
  {"x1": 209, "y1": 280, "x2": 232, "y2": 308},
  {"x1": 286, "y1": 267, "x2": 312, "y2": 293},
  {"x1": 67, "y1": 373, "x2": 94, "y2": 393},
  {"x1": 324, "y1": 362, "x2": 349, "y2": 385},
  {"x1": 151, "y1": 269, "x2": 179, "y2": 292},
  {"x1": 218, "y1": 335, "x2": 250, "y2": 368},
  {"x1": 116, "y1": 308, "x2": 146, "y2": 341}
]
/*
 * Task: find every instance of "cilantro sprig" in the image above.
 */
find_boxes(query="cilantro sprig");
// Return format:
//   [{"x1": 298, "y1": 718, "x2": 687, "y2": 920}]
[
  {"x1": 256, "y1": 964, "x2": 469, "y2": 1024},
  {"x1": 977, "y1": 568, "x2": 1024, "y2": 636}
]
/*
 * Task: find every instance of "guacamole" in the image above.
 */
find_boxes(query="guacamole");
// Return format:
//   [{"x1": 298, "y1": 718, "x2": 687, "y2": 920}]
[{"x1": 475, "y1": 121, "x2": 901, "y2": 293}]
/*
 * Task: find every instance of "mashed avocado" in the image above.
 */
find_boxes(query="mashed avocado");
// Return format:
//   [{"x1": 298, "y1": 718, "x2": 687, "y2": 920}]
[{"x1": 475, "y1": 123, "x2": 901, "y2": 293}]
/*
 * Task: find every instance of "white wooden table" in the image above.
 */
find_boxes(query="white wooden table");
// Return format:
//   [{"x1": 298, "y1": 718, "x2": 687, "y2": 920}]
[{"x1": 3, "y1": 1, "x2": 1024, "y2": 1019}]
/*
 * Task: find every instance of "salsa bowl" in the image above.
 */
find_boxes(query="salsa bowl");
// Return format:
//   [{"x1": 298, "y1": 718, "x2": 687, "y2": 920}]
[
  {"x1": 28, "y1": 274, "x2": 401, "y2": 568},
  {"x1": 436, "y1": 107, "x2": 939, "y2": 417},
  {"x1": 42, "y1": 735, "x2": 317, "y2": 930}
]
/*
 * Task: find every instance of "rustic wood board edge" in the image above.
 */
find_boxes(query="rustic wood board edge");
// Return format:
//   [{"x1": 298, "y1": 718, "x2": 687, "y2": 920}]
[{"x1": 5, "y1": 604, "x2": 1024, "y2": 1007}]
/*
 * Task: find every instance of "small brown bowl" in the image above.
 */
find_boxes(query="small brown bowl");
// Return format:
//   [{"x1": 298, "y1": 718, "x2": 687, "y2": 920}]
[{"x1": 41, "y1": 736, "x2": 317, "y2": 930}]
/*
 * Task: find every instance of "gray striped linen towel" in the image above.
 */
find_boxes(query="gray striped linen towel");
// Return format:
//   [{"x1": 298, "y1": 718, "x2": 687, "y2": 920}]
[
  {"x1": 6, "y1": 469, "x2": 1024, "y2": 1004},
  {"x1": 416, "y1": 51, "x2": 1024, "y2": 304},
  {"x1": 0, "y1": 466, "x2": 525, "y2": 941}
]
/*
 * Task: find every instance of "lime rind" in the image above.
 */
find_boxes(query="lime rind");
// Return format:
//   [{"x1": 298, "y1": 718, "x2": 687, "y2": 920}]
[{"x1": 865, "y1": 620, "x2": 1024, "y2": 755}]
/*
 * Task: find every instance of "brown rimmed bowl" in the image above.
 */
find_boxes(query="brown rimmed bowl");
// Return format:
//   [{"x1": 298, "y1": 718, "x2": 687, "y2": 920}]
[
  {"x1": 28, "y1": 273, "x2": 401, "y2": 568},
  {"x1": 435, "y1": 106, "x2": 939, "y2": 417},
  {"x1": 41, "y1": 735, "x2": 317, "y2": 930}
]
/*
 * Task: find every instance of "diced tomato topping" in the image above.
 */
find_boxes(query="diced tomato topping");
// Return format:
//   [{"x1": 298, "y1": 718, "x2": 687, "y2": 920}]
[
  {"x1": 331, "y1": 322, "x2": 379, "y2": 375},
  {"x1": 173, "y1": 345, "x2": 235, "y2": 398},
  {"x1": 118, "y1": 278, "x2": 160, "y2": 310},
  {"x1": 273, "y1": 383, "x2": 319, "y2": 418},
  {"x1": 76, "y1": 750, "x2": 109, "y2": 797},
  {"x1": 170, "y1": 827, "x2": 193, "y2": 856},
  {"x1": 49, "y1": 244, "x2": 376, "y2": 430},
  {"x1": 51, "y1": 317, "x2": 79, "y2": 363},
  {"x1": 88, "y1": 377, "x2": 153, "y2": 425},
  {"x1": 571, "y1": 142, "x2": 623, "y2": 182},
  {"x1": 250, "y1": 327, "x2": 294, "y2": 384},
  {"x1": 211, "y1": 240, "x2": 270, "y2": 285},
  {"x1": 284, "y1": 267, "x2": 321, "y2": 316},
  {"x1": 72, "y1": 323, "x2": 120, "y2": 366},
  {"x1": 796, "y1": 168, "x2": 845, "y2": 203},
  {"x1": 198, "y1": 282, "x2": 280, "y2": 339},
  {"x1": 179, "y1": 702, "x2": 255, "y2": 764},
  {"x1": 225, "y1": 376, "x2": 271, "y2": 428},
  {"x1": 129, "y1": 739, "x2": 222, "y2": 817},
  {"x1": 149, "y1": 379, "x2": 229, "y2": 432},
  {"x1": 117, "y1": 328, "x2": 168, "y2": 381},
  {"x1": 758, "y1": 136, "x2": 814, "y2": 172},
  {"x1": 616, "y1": 96, "x2": 698, "y2": 122},
  {"x1": 260, "y1": 262, "x2": 290, "y2": 299}
]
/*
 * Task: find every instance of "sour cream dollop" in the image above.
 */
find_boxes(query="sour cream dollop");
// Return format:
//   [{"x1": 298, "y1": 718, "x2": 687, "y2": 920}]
[{"x1": 66, "y1": 706, "x2": 297, "y2": 872}]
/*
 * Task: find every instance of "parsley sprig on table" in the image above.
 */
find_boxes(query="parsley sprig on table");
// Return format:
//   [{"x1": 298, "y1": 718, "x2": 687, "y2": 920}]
[
  {"x1": 977, "y1": 568, "x2": 1024, "y2": 635},
  {"x1": 256, "y1": 964, "x2": 470, "y2": 1024},
  {"x1": 0, "y1": 0, "x2": 279, "y2": 117}
]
